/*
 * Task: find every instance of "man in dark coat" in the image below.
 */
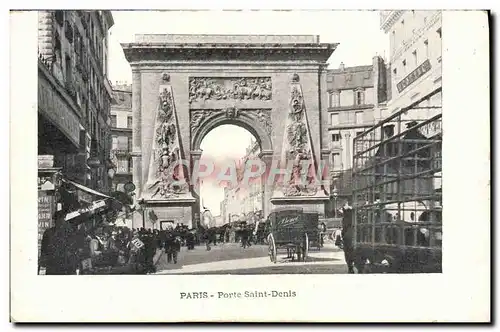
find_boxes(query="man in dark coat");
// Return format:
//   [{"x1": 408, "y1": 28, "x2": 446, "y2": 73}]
[
  {"x1": 141, "y1": 230, "x2": 156, "y2": 273},
  {"x1": 339, "y1": 200, "x2": 355, "y2": 274},
  {"x1": 40, "y1": 210, "x2": 78, "y2": 275},
  {"x1": 164, "y1": 226, "x2": 181, "y2": 263},
  {"x1": 185, "y1": 229, "x2": 196, "y2": 250}
]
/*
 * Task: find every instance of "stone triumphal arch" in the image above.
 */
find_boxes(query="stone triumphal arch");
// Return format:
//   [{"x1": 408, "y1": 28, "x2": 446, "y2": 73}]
[{"x1": 122, "y1": 34, "x2": 338, "y2": 228}]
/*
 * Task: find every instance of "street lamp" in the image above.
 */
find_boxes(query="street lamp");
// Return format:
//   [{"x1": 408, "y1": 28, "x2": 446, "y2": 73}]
[
  {"x1": 137, "y1": 198, "x2": 146, "y2": 229},
  {"x1": 332, "y1": 188, "x2": 338, "y2": 218}
]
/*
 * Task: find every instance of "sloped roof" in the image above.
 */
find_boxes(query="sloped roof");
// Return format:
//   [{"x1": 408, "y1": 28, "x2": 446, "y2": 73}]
[{"x1": 327, "y1": 65, "x2": 374, "y2": 90}]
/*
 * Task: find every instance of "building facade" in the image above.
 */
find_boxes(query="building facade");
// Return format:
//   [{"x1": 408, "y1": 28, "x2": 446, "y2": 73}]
[
  {"x1": 380, "y1": 10, "x2": 442, "y2": 116},
  {"x1": 325, "y1": 56, "x2": 389, "y2": 214},
  {"x1": 323, "y1": 11, "x2": 442, "y2": 214},
  {"x1": 220, "y1": 139, "x2": 263, "y2": 224},
  {"x1": 380, "y1": 10, "x2": 442, "y2": 192},
  {"x1": 110, "y1": 83, "x2": 133, "y2": 191},
  {"x1": 38, "y1": 10, "x2": 115, "y2": 192}
]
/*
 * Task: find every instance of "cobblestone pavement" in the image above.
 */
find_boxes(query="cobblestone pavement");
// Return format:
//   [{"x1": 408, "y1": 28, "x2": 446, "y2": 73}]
[{"x1": 154, "y1": 243, "x2": 347, "y2": 274}]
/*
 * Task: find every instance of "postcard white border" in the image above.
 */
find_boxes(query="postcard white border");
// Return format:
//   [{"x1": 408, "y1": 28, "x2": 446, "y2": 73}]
[{"x1": 8, "y1": 7, "x2": 491, "y2": 323}]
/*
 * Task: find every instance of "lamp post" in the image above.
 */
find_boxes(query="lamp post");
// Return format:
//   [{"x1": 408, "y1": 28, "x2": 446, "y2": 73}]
[
  {"x1": 138, "y1": 198, "x2": 146, "y2": 229},
  {"x1": 333, "y1": 188, "x2": 338, "y2": 218}
]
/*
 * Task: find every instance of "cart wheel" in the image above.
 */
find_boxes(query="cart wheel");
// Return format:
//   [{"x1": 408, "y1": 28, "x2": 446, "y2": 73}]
[
  {"x1": 303, "y1": 233, "x2": 309, "y2": 262},
  {"x1": 268, "y1": 233, "x2": 277, "y2": 264}
]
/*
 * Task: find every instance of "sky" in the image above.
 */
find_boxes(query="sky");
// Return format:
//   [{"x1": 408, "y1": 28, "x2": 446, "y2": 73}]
[
  {"x1": 199, "y1": 126, "x2": 255, "y2": 215},
  {"x1": 106, "y1": 10, "x2": 389, "y2": 215}
]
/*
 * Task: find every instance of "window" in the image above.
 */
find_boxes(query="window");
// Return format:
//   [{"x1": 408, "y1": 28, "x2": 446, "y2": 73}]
[
  {"x1": 424, "y1": 39, "x2": 429, "y2": 58},
  {"x1": 355, "y1": 111, "x2": 363, "y2": 125},
  {"x1": 332, "y1": 153, "x2": 341, "y2": 171},
  {"x1": 330, "y1": 113, "x2": 339, "y2": 126},
  {"x1": 127, "y1": 116, "x2": 133, "y2": 129},
  {"x1": 393, "y1": 67, "x2": 397, "y2": 75},
  {"x1": 117, "y1": 136, "x2": 128, "y2": 150},
  {"x1": 65, "y1": 54, "x2": 72, "y2": 84},
  {"x1": 54, "y1": 11, "x2": 64, "y2": 26},
  {"x1": 74, "y1": 30, "x2": 82, "y2": 55},
  {"x1": 402, "y1": 59, "x2": 407, "y2": 73},
  {"x1": 383, "y1": 125, "x2": 395, "y2": 139},
  {"x1": 331, "y1": 133, "x2": 341, "y2": 142},
  {"x1": 412, "y1": 50, "x2": 418, "y2": 67},
  {"x1": 391, "y1": 30, "x2": 396, "y2": 47},
  {"x1": 110, "y1": 115, "x2": 117, "y2": 127},
  {"x1": 54, "y1": 31, "x2": 61, "y2": 54},
  {"x1": 437, "y1": 28, "x2": 442, "y2": 39},
  {"x1": 355, "y1": 90, "x2": 364, "y2": 105},
  {"x1": 328, "y1": 91, "x2": 340, "y2": 107},
  {"x1": 333, "y1": 92, "x2": 340, "y2": 107},
  {"x1": 128, "y1": 136, "x2": 132, "y2": 152}
]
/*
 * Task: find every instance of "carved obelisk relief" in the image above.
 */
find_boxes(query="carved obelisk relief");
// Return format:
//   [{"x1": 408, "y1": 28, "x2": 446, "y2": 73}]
[
  {"x1": 279, "y1": 74, "x2": 319, "y2": 197},
  {"x1": 143, "y1": 78, "x2": 189, "y2": 200}
]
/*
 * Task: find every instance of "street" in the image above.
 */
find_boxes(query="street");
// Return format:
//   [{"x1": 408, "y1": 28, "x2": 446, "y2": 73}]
[{"x1": 154, "y1": 243, "x2": 347, "y2": 275}]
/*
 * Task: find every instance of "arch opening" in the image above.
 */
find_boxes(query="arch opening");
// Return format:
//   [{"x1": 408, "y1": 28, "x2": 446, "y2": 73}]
[
  {"x1": 197, "y1": 124, "x2": 265, "y2": 229},
  {"x1": 192, "y1": 114, "x2": 272, "y2": 153}
]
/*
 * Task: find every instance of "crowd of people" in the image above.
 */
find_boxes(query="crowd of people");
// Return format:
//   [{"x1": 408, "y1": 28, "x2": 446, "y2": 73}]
[
  {"x1": 38, "y1": 209, "x2": 268, "y2": 275},
  {"x1": 39, "y1": 210, "x2": 201, "y2": 275}
]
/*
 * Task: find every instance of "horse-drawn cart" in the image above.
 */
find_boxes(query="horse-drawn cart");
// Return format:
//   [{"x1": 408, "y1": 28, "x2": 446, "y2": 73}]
[{"x1": 266, "y1": 208, "x2": 319, "y2": 263}]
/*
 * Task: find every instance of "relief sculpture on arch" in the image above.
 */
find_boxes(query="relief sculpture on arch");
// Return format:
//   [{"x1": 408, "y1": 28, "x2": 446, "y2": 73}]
[
  {"x1": 189, "y1": 77, "x2": 272, "y2": 103},
  {"x1": 143, "y1": 83, "x2": 189, "y2": 200}
]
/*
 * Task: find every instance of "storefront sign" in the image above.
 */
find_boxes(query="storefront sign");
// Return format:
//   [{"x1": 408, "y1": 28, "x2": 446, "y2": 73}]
[
  {"x1": 38, "y1": 78, "x2": 81, "y2": 147},
  {"x1": 132, "y1": 238, "x2": 145, "y2": 249},
  {"x1": 38, "y1": 191, "x2": 54, "y2": 255},
  {"x1": 65, "y1": 200, "x2": 107, "y2": 220},
  {"x1": 419, "y1": 119, "x2": 442, "y2": 138},
  {"x1": 397, "y1": 59, "x2": 432, "y2": 93}
]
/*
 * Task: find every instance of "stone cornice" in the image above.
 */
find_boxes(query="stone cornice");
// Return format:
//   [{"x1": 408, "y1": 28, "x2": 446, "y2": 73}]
[
  {"x1": 380, "y1": 10, "x2": 405, "y2": 33},
  {"x1": 122, "y1": 42, "x2": 338, "y2": 64},
  {"x1": 328, "y1": 104, "x2": 374, "y2": 112},
  {"x1": 110, "y1": 127, "x2": 132, "y2": 133},
  {"x1": 128, "y1": 63, "x2": 328, "y2": 73},
  {"x1": 328, "y1": 123, "x2": 374, "y2": 131}
]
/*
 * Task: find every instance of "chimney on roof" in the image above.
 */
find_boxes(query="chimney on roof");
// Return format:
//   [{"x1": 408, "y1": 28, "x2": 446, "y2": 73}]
[{"x1": 339, "y1": 62, "x2": 345, "y2": 71}]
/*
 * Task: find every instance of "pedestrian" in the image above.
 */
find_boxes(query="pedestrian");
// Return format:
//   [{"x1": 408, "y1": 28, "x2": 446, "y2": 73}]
[
  {"x1": 185, "y1": 229, "x2": 195, "y2": 250},
  {"x1": 142, "y1": 230, "x2": 156, "y2": 273},
  {"x1": 240, "y1": 225, "x2": 251, "y2": 249},
  {"x1": 339, "y1": 200, "x2": 355, "y2": 273},
  {"x1": 164, "y1": 225, "x2": 181, "y2": 264},
  {"x1": 40, "y1": 210, "x2": 78, "y2": 275}
]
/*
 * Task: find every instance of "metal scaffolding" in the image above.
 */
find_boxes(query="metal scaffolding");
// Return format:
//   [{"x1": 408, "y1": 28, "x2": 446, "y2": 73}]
[{"x1": 352, "y1": 87, "x2": 442, "y2": 249}]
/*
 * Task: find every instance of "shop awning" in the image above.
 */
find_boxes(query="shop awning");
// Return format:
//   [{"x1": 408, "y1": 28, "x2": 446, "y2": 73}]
[
  {"x1": 64, "y1": 179, "x2": 112, "y2": 199},
  {"x1": 65, "y1": 199, "x2": 107, "y2": 221}
]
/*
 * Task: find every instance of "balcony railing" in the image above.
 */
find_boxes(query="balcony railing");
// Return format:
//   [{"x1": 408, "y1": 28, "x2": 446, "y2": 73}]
[{"x1": 112, "y1": 149, "x2": 130, "y2": 156}]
